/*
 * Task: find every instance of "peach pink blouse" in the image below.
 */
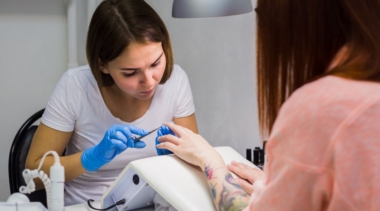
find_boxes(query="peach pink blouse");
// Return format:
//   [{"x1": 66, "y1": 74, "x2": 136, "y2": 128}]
[{"x1": 244, "y1": 76, "x2": 380, "y2": 211}]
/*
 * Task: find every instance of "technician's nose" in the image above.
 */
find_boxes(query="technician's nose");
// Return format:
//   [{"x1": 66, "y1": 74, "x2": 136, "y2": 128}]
[{"x1": 141, "y1": 70, "x2": 154, "y2": 86}]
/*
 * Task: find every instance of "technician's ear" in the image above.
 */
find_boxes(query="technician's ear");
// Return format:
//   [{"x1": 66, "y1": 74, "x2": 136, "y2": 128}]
[{"x1": 99, "y1": 58, "x2": 109, "y2": 74}]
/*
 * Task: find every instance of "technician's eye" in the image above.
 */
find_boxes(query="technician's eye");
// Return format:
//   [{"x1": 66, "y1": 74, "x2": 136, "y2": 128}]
[
  {"x1": 151, "y1": 61, "x2": 161, "y2": 68},
  {"x1": 123, "y1": 72, "x2": 136, "y2": 77}
]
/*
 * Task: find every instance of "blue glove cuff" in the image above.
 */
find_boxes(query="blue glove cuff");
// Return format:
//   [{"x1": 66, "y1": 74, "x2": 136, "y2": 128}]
[{"x1": 81, "y1": 146, "x2": 112, "y2": 172}]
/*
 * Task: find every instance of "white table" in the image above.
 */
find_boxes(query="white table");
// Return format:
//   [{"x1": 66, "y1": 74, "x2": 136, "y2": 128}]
[{"x1": 65, "y1": 200, "x2": 154, "y2": 211}]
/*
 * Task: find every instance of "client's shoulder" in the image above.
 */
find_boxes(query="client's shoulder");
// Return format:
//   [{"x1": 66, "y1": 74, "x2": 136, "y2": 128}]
[
  {"x1": 289, "y1": 76, "x2": 380, "y2": 110},
  {"x1": 279, "y1": 76, "x2": 380, "y2": 124}
]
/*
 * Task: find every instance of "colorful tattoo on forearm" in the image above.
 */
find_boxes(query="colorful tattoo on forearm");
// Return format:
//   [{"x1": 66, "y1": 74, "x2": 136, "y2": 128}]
[
  {"x1": 217, "y1": 174, "x2": 248, "y2": 211},
  {"x1": 204, "y1": 166, "x2": 248, "y2": 211},
  {"x1": 210, "y1": 183, "x2": 217, "y2": 199},
  {"x1": 204, "y1": 165, "x2": 221, "y2": 199},
  {"x1": 204, "y1": 165, "x2": 218, "y2": 180}
]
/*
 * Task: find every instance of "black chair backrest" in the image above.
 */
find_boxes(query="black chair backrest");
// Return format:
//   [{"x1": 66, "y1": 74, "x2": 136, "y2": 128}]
[{"x1": 8, "y1": 109, "x2": 47, "y2": 207}]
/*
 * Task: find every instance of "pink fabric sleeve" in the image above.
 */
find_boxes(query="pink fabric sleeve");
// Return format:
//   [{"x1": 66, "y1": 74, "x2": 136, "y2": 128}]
[{"x1": 244, "y1": 76, "x2": 380, "y2": 211}]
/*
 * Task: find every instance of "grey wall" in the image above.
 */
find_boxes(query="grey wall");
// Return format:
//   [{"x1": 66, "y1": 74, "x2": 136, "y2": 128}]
[
  {"x1": 0, "y1": 0, "x2": 67, "y2": 201},
  {"x1": 0, "y1": 0, "x2": 260, "y2": 202}
]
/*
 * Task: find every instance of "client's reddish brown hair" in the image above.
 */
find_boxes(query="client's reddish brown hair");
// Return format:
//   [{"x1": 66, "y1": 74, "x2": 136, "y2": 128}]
[{"x1": 256, "y1": 0, "x2": 380, "y2": 136}]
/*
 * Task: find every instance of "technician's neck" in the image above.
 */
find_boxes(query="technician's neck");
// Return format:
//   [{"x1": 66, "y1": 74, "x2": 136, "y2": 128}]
[{"x1": 107, "y1": 85, "x2": 143, "y2": 104}]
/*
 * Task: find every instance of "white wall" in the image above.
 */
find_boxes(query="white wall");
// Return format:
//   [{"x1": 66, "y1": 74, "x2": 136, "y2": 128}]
[
  {"x1": 147, "y1": 0, "x2": 261, "y2": 158},
  {"x1": 0, "y1": 0, "x2": 260, "y2": 202}
]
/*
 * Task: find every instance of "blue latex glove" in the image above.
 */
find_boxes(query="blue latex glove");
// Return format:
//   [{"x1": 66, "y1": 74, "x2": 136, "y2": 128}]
[
  {"x1": 81, "y1": 124, "x2": 148, "y2": 171},
  {"x1": 155, "y1": 125, "x2": 174, "y2": 155}
]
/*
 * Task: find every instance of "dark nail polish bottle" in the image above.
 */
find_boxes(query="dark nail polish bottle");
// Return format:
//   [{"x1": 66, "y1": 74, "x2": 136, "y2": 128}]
[
  {"x1": 246, "y1": 148, "x2": 252, "y2": 162},
  {"x1": 253, "y1": 147, "x2": 260, "y2": 165}
]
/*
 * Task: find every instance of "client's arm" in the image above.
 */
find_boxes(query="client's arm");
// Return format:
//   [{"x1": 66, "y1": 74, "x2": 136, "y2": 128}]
[{"x1": 156, "y1": 122, "x2": 250, "y2": 211}]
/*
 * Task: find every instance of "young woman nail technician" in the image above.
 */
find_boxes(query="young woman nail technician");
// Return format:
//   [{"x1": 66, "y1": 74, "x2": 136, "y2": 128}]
[
  {"x1": 26, "y1": 0, "x2": 198, "y2": 206},
  {"x1": 157, "y1": 0, "x2": 380, "y2": 210}
]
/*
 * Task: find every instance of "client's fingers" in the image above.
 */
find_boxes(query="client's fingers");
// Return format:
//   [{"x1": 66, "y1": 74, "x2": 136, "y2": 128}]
[
  {"x1": 236, "y1": 177, "x2": 254, "y2": 194},
  {"x1": 229, "y1": 161, "x2": 266, "y2": 183},
  {"x1": 181, "y1": 126, "x2": 194, "y2": 134},
  {"x1": 157, "y1": 141, "x2": 177, "y2": 153},
  {"x1": 237, "y1": 161, "x2": 255, "y2": 169},
  {"x1": 163, "y1": 122, "x2": 186, "y2": 137},
  {"x1": 228, "y1": 163, "x2": 250, "y2": 179},
  {"x1": 157, "y1": 134, "x2": 180, "y2": 145}
]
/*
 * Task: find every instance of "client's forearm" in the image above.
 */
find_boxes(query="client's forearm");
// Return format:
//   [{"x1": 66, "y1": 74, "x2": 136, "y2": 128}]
[{"x1": 201, "y1": 156, "x2": 250, "y2": 211}]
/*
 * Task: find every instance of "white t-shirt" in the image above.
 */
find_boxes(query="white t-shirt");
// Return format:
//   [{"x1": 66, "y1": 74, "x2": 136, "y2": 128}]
[{"x1": 42, "y1": 64, "x2": 195, "y2": 206}]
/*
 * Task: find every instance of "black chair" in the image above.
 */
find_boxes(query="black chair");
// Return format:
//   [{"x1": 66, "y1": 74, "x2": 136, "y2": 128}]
[{"x1": 8, "y1": 108, "x2": 48, "y2": 207}]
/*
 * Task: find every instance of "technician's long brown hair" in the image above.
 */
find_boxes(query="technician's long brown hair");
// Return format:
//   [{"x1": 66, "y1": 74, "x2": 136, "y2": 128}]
[{"x1": 256, "y1": 0, "x2": 380, "y2": 137}]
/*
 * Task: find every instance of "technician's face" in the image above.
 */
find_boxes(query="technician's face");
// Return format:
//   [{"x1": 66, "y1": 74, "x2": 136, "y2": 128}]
[{"x1": 101, "y1": 42, "x2": 166, "y2": 100}]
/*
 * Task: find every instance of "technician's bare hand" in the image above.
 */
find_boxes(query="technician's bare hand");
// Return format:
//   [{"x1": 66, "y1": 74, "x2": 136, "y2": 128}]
[
  {"x1": 227, "y1": 161, "x2": 266, "y2": 194},
  {"x1": 156, "y1": 122, "x2": 218, "y2": 170}
]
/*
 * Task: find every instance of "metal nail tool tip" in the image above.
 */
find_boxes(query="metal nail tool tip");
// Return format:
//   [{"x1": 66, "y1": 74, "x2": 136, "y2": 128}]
[{"x1": 133, "y1": 127, "x2": 160, "y2": 142}]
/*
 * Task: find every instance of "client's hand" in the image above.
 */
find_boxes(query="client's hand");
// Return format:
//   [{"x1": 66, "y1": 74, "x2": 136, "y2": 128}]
[
  {"x1": 81, "y1": 124, "x2": 148, "y2": 171},
  {"x1": 227, "y1": 161, "x2": 266, "y2": 194},
  {"x1": 156, "y1": 122, "x2": 218, "y2": 169},
  {"x1": 155, "y1": 125, "x2": 174, "y2": 155}
]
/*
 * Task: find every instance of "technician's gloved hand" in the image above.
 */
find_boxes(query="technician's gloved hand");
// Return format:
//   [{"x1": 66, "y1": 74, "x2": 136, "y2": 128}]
[
  {"x1": 155, "y1": 125, "x2": 174, "y2": 155},
  {"x1": 81, "y1": 124, "x2": 148, "y2": 171}
]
